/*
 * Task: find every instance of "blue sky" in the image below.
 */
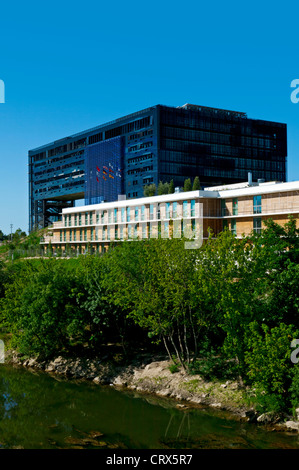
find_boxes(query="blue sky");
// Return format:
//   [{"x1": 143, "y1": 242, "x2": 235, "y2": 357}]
[{"x1": 0, "y1": 0, "x2": 298, "y2": 234}]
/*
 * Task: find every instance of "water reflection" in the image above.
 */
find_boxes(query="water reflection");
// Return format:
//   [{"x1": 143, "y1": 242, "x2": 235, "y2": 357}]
[{"x1": 0, "y1": 365, "x2": 298, "y2": 449}]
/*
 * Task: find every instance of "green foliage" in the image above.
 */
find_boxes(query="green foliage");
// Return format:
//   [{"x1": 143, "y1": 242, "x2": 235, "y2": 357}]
[
  {"x1": 0, "y1": 260, "x2": 87, "y2": 357},
  {"x1": 0, "y1": 216, "x2": 298, "y2": 415},
  {"x1": 244, "y1": 321, "x2": 299, "y2": 412},
  {"x1": 168, "y1": 364, "x2": 180, "y2": 373},
  {"x1": 188, "y1": 340, "x2": 238, "y2": 381},
  {"x1": 183, "y1": 178, "x2": 192, "y2": 192},
  {"x1": 157, "y1": 181, "x2": 170, "y2": 195},
  {"x1": 168, "y1": 179, "x2": 175, "y2": 194},
  {"x1": 289, "y1": 365, "x2": 299, "y2": 412},
  {"x1": 143, "y1": 183, "x2": 156, "y2": 197},
  {"x1": 192, "y1": 176, "x2": 201, "y2": 190}
]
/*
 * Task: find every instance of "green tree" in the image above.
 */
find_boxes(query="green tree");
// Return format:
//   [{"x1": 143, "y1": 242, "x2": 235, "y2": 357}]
[
  {"x1": 168, "y1": 179, "x2": 175, "y2": 194},
  {"x1": 192, "y1": 176, "x2": 201, "y2": 190},
  {"x1": 103, "y1": 238, "x2": 200, "y2": 369},
  {"x1": 0, "y1": 260, "x2": 87, "y2": 357},
  {"x1": 244, "y1": 321, "x2": 299, "y2": 412},
  {"x1": 183, "y1": 178, "x2": 192, "y2": 192},
  {"x1": 143, "y1": 183, "x2": 156, "y2": 197},
  {"x1": 157, "y1": 181, "x2": 170, "y2": 195}
]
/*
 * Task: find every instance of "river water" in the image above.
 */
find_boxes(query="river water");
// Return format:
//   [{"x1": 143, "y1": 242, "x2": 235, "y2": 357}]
[{"x1": 0, "y1": 364, "x2": 298, "y2": 449}]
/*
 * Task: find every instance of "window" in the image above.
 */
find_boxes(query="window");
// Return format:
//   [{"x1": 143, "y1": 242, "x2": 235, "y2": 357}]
[
  {"x1": 108, "y1": 210, "x2": 112, "y2": 224},
  {"x1": 74, "y1": 230, "x2": 76, "y2": 241},
  {"x1": 183, "y1": 201, "x2": 188, "y2": 218},
  {"x1": 90, "y1": 227, "x2": 94, "y2": 241},
  {"x1": 89, "y1": 212, "x2": 93, "y2": 225},
  {"x1": 191, "y1": 199, "x2": 195, "y2": 217},
  {"x1": 253, "y1": 217, "x2": 262, "y2": 234},
  {"x1": 135, "y1": 207, "x2": 139, "y2": 221},
  {"x1": 74, "y1": 214, "x2": 77, "y2": 226},
  {"x1": 115, "y1": 226, "x2": 118, "y2": 239},
  {"x1": 120, "y1": 226, "x2": 123, "y2": 239},
  {"x1": 253, "y1": 195, "x2": 262, "y2": 214},
  {"x1": 150, "y1": 204, "x2": 154, "y2": 220},
  {"x1": 232, "y1": 198, "x2": 238, "y2": 216},
  {"x1": 80, "y1": 229, "x2": 83, "y2": 241},
  {"x1": 127, "y1": 207, "x2": 131, "y2": 222},
  {"x1": 141, "y1": 205, "x2": 145, "y2": 221},
  {"x1": 134, "y1": 224, "x2": 138, "y2": 238},
  {"x1": 223, "y1": 219, "x2": 228, "y2": 230},
  {"x1": 85, "y1": 213, "x2": 88, "y2": 225},
  {"x1": 231, "y1": 219, "x2": 237, "y2": 235},
  {"x1": 166, "y1": 202, "x2": 171, "y2": 219},
  {"x1": 96, "y1": 213, "x2": 99, "y2": 224},
  {"x1": 84, "y1": 229, "x2": 87, "y2": 241},
  {"x1": 114, "y1": 208, "x2": 117, "y2": 223},
  {"x1": 121, "y1": 207, "x2": 125, "y2": 223},
  {"x1": 173, "y1": 202, "x2": 178, "y2": 218},
  {"x1": 60, "y1": 230, "x2": 62, "y2": 242},
  {"x1": 69, "y1": 230, "x2": 72, "y2": 242},
  {"x1": 64, "y1": 230, "x2": 66, "y2": 242},
  {"x1": 79, "y1": 213, "x2": 82, "y2": 226}
]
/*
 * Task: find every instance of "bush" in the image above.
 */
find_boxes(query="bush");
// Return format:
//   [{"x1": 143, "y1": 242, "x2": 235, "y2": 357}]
[
  {"x1": 244, "y1": 321, "x2": 299, "y2": 412},
  {"x1": 289, "y1": 365, "x2": 299, "y2": 413}
]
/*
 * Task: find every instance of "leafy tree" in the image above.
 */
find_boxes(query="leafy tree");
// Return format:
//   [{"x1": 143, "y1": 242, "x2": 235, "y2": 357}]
[
  {"x1": 143, "y1": 183, "x2": 156, "y2": 197},
  {"x1": 192, "y1": 176, "x2": 201, "y2": 190},
  {"x1": 0, "y1": 260, "x2": 87, "y2": 357},
  {"x1": 103, "y1": 238, "x2": 200, "y2": 368},
  {"x1": 183, "y1": 178, "x2": 192, "y2": 192},
  {"x1": 244, "y1": 321, "x2": 299, "y2": 412},
  {"x1": 157, "y1": 181, "x2": 170, "y2": 195},
  {"x1": 168, "y1": 179, "x2": 175, "y2": 194}
]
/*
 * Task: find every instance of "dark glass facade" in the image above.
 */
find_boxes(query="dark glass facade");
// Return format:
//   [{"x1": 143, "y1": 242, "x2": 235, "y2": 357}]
[
  {"x1": 158, "y1": 104, "x2": 287, "y2": 187},
  {"x1": 28, "y1": 103, "x2": 287, "y2": 231}
]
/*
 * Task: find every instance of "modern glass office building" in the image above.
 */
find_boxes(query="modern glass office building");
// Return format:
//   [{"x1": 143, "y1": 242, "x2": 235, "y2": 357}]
[{"x1": 28, "y1": 103, "x2": 287, "y2": 232}]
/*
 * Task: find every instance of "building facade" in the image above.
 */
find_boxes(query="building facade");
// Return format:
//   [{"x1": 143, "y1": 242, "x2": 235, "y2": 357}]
[
  {"x1": 29, "y1": 103, "x2": 287, "y2": 232},
  {"x1": 41, "y1": 178, "x2": 299, "y2": 254}
]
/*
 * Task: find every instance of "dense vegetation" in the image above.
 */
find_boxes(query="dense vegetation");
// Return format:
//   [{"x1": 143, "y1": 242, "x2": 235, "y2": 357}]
[{"x1": 0, "y1": 217, "x2": 298, "y2": 415}]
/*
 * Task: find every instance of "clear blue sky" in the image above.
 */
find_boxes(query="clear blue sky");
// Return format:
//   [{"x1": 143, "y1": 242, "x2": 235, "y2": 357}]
[{"x1": 0, "y1": 0, "x2": 298, "y2": 234}]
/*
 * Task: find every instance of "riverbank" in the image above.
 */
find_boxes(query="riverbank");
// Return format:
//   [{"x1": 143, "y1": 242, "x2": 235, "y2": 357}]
[{"x1": 5, "y1": 349, "x2": 299, "y2": 433}]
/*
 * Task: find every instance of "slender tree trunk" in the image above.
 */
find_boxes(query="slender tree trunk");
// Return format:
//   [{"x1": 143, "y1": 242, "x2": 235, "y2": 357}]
[
  {"x1": 189, "y1": 306, "x2": 198, "y2": 363},
  {"x1": 163, "y1": 335, "x2": 174, "y2": 363},
  {"x1": 183, "y1": 322, "x2": 190, "y2": 365},
  {"x1": 169, "y1": 333, "x2": 186, "y2": 371},
  {"x1": 177, "y1": 321, "x2": 185, "y2": 361}
]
